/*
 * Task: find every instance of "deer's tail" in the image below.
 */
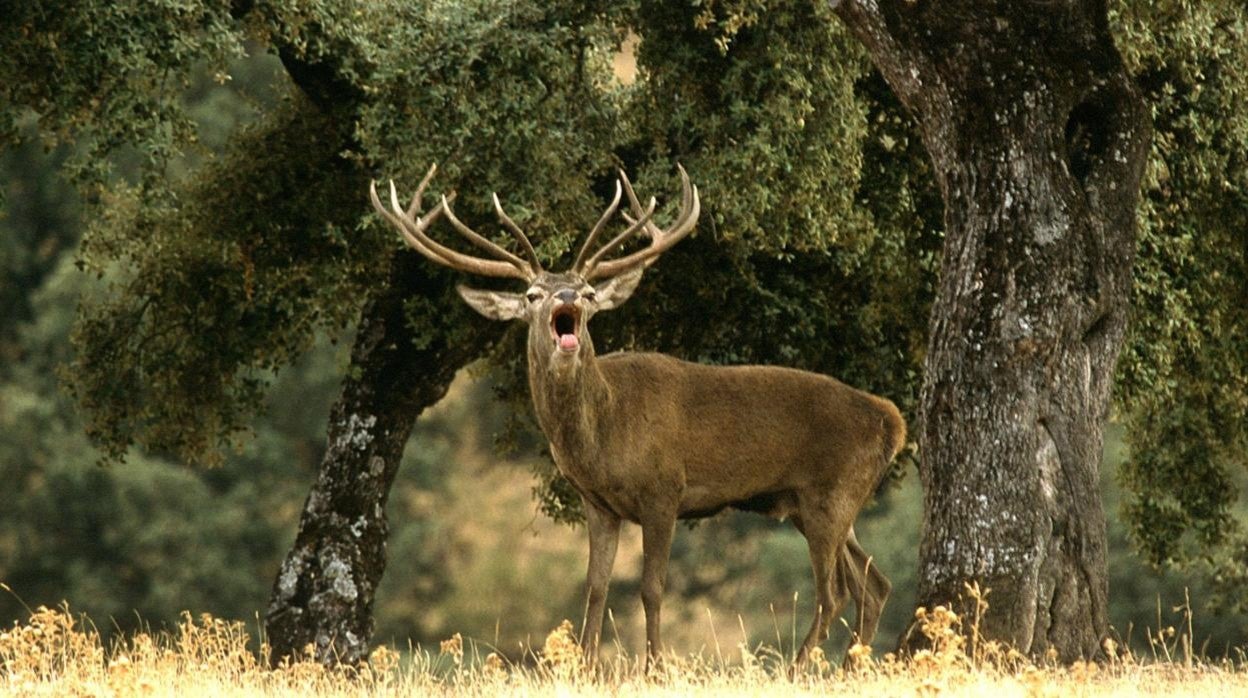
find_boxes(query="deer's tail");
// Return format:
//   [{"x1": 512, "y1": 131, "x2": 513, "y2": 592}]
[{"x1": 878, "y1": 399, "x2": 907, "y2": 476}]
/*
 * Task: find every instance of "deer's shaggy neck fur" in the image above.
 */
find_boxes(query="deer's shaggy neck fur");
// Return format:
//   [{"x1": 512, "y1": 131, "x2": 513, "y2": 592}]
[{"x1": 527, "y1": 331, "x2": 611, "y2": 467}]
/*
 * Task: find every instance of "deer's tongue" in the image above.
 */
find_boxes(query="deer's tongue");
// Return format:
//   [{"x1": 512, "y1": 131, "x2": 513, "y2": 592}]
[{"x1": 558, "y1": 333, "x2": 579, "y2": 352}]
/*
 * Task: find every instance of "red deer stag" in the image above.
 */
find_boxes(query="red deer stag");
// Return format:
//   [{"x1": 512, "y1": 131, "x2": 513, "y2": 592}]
[{"x1": 369, "y1": 164, "x2": 906, "y2": 667}]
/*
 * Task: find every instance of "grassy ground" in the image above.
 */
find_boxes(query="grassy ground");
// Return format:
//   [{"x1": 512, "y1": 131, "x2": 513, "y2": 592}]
[{"x1": 3, "y1": 599, "x2": 1246, "y2": 698}]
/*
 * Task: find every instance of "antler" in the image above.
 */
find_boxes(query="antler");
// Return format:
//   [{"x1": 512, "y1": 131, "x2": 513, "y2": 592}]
[
  {"x1": 369, "y1": 164, "x2": 540, "y2": 281},
  {"x1": 372, "y1": 163, "x2": 698, "y2": 284},
  {"x1": 574, "y1": 165, "x2": 700, "y2": 282}
]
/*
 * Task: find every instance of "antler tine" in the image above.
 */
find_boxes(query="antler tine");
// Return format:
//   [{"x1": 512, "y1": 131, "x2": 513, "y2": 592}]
[
  {"x1": 388, "y1": 180, "x2": 497, "y2": 275},
  {"x1": 404, "y1": 163, "x2": 439, "y2": 220},
  {"x1": 439, "y1": 195, "x2": 533, "y2": 273},
  {"x1": 581, "y1": 196, "x2": 657, "y2": 276},
  {"x1": 370, "y1": 178, "x2": 451, "y2": 265},
  {"x1": 573, "y1": 180, "x2": 623, "y2": 274},
  {"x1": 618, "y1": 167, "x2": 663, "y2": 240},
  {"x1": 583, "y1": 164, "x2": 700, "y2": 282},
  {"x1": 492, "y1": 193, "x2": 542, "y2": 272},
  {"x1": 369, "y1": 173, "x2": 534, "y2": 281}
]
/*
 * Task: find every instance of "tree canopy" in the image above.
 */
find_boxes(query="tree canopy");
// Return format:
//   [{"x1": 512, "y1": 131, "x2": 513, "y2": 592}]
[{"x1": 1113, "y1": 4, "x2": 1248, "y2": 601}]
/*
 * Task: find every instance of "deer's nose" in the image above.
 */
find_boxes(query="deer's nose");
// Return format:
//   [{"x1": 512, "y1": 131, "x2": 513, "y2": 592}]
[{"x1": 555, "y1": 289, "x2": 578, "y2": 304}]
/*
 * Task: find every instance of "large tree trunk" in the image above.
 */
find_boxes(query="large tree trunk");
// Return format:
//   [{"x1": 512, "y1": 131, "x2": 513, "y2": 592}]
[
  {"x1": 832, "y1": 1, "x2": 1150, "y2": 658},
  {"x1": 264, "y1": 253, "x2": 494, "y2": 665},
  {"x1": 238, "y1": 5, "x2": 493, "y2": 666}
]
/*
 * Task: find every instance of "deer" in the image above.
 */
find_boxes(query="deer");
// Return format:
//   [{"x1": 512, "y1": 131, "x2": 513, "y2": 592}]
[{"x1": 369, "y1": 163, "x2": 906, "y2": 668}]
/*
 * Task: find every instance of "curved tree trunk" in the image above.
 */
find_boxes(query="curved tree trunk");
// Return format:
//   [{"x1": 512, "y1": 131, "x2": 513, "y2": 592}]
[
  {"x1": 832, "y1": 0, "x2": 1150, "y2": 659},
  {"x1": 264, "y1": 253, "x2": 495, "y2": 665},
  {"x1": 228, "y1": 4, "x2": 495, "y2": 666}
]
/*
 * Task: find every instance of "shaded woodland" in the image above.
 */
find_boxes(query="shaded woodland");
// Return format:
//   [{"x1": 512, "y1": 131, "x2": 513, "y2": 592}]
[{"x1": 1, "y1": 0, "x2": 1246, "y2": 664}]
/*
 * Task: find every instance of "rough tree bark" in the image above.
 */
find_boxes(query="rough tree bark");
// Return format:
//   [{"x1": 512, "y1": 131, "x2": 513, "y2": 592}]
[
  {"x1": 264, "y1": 253, "x2": 495, "y2": 665},
  {"x1": 831, "y1": 0, "x2": 1150, "y2": 658}
]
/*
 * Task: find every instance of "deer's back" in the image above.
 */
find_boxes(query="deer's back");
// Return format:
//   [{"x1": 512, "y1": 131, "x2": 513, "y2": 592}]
[{"x1": 597, "y1": 352, "x2": 902, "y2": 516}]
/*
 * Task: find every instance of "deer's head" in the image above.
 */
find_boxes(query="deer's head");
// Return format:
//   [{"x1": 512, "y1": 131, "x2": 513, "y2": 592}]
[{"x1": 370, "y1": 165, "x2": 699, "y2": 375}]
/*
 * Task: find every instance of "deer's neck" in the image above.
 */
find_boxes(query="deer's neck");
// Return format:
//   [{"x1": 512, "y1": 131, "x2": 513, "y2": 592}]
[{"x1": 527, "y1": 342, "x2": 612, "y2": 464}]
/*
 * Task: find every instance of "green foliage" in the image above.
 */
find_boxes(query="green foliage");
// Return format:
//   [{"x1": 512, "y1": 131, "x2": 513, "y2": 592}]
[
  {"x1": 356, "y1": 0, "x2": 627, "y2": 264},
  {"x1": 1111, "y1": 0, "x2": 1248, "y2": 601},
  {"x1": 627, "y1": 0, "x2": 871, "y2": 253},
  {"x1": 48, "y1": 0, "x2": 635, "y2": 465},
  {"x1": 69, "y1": 99, "x2": 370, "y2": 465},
  {"x1": 0, "y1": 0, "x2": 245, "y2": 187},
  {"x1": 17, "y1": 0, "x2": 929, "y2": 520}
]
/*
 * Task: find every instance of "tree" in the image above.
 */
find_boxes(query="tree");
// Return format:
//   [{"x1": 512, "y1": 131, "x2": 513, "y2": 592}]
[
  {"x1": 828, "y1": 0, "x2": 1248, "y2": 658},
  {"x1": 829, "y1": 0, "x2": 1151, "y2": 658},
  {"x1": 6, "y1": 0, "x2": 646, "y2": 664}
]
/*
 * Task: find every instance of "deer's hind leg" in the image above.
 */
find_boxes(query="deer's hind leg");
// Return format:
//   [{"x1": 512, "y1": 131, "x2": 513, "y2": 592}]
[
  {"x1": 840, "y1": 528, "x2": 890, "y2": 648},
  {"x1": 638, "y1": 505, "x2": 677, "y2": 671},
  {"x1": 791, "y1": 491, "x2": 855, "y2": 665}
]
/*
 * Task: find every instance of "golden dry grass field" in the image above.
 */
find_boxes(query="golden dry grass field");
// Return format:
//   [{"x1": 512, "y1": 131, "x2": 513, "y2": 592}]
[{"x1": 4, "y1": 599, "x2": 1247, "y2": 698}]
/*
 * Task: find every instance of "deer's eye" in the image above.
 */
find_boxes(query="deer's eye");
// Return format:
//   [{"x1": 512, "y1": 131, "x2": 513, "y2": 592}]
[
  {"x1": 526, "y1": 291, "x2": 543, "y2": 303},
  {"x1": 584, "y1": 289, "x2": 597, "y2": 302}
]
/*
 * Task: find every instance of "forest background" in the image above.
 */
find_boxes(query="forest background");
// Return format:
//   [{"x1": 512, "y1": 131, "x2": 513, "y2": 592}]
[{"x1": 2, "y1": 0, "x2": 1247, "y2": 663}]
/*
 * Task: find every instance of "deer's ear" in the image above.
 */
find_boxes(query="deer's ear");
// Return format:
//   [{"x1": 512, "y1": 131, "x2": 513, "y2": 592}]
[
  {"x1": 594, "y1": 266, "x2": 645, "y2": 311},
  {"x1": 456, "y1": 285, "x2": 527, "y2": 321}
]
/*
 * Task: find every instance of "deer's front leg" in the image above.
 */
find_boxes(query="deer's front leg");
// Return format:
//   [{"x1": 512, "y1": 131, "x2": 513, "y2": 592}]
[
  {"x1": 639, "y1": 510, "x2": 677, "y2": 669},
  {"x1": 580, "y1": 498, "x2": 620, "y2": 663}
]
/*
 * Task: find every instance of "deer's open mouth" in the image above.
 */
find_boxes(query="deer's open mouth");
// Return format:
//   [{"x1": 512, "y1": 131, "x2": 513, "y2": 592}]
[{"x1": 551, "y1": 305, "x2": 580, "y2": 353}]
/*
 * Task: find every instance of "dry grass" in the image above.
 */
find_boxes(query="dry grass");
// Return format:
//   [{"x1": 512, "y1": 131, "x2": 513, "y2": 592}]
[{"x1": 1, "y1": 589, "x2": 1245, "y2": 697}]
